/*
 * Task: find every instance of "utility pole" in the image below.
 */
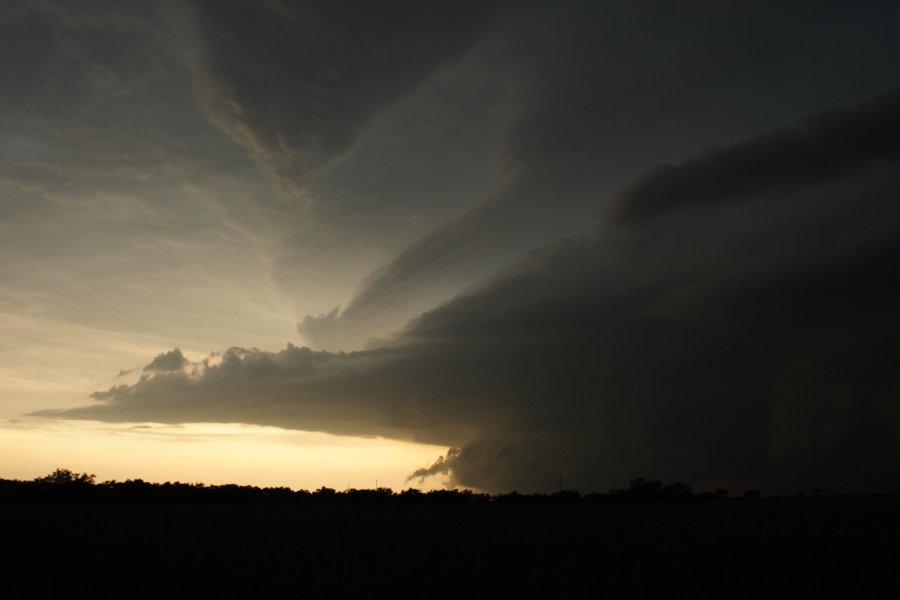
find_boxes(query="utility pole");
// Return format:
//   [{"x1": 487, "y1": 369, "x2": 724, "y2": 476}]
[{"x1": 559, "y1": 473, "x2": 563, "y2": 493}]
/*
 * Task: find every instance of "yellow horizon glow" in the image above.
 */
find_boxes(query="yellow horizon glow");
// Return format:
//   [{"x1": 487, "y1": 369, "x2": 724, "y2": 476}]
[{"x1": 0, "y1": 419, "x2": 449, "y2": 491}]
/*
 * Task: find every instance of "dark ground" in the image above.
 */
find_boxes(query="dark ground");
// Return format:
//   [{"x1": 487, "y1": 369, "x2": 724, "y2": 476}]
[{"x1": 2, "y1": 497, "x2": 899, "y2": 599}]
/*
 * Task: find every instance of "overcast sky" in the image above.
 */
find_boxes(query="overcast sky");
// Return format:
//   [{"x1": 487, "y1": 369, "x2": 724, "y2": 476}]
[{"x1": 3, "y1": 0, "x2": 900, "y2": 493}]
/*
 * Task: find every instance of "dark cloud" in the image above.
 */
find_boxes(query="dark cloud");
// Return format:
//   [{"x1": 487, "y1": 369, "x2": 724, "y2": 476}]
[
  {"x1": 606, "y1": 90, "x2": 900, "y2": 225},
  {"x1": 407, "y1": 447, "x2": 460, "y2": 483},
  {"x1": 41, "y1": 343, "x2": 487, "y2": 445},
  {"x1": 42, "y1": 90, "x2": 900, "y2": 493},
  {"x1": 144, "y1": 348, "x2": 188, "y2": 372},
  {"x1": 296, "y1": 0, "x2": 900, "y2": 350},
  {"x1": 298, "y1": 180, "x2": 525, "y2": 349}
]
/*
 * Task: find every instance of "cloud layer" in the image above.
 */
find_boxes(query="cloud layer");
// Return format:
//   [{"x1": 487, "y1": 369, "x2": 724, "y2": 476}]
[
  {"x1": 295, "y1": 0, "x2": 900, "y2": 351},
  {"x1": 177, "y1": 0, "x2": 502, "y2": 203},
  {"x1": 44, "y1": 91, "x2": 900, "y2": 493}
]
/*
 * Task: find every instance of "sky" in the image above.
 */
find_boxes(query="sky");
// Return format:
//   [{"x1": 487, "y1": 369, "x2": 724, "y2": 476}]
[{"x1": 2, "y1": 0, "x2": 900, "y2": 493}]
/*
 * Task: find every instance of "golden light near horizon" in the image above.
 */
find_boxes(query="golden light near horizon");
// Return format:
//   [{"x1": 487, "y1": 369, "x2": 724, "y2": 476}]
[
  {"x1": 0, "y1": 419, "x2": 449, "y2": 491},
  {"x1": 0, "y1": 300, "x2": 452, "y2": 491}
]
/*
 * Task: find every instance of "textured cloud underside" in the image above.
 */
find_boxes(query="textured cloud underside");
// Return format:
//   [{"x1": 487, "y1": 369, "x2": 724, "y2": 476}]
[{"x1": 43, "y1": 91, "x2": 900, "y2": 493}]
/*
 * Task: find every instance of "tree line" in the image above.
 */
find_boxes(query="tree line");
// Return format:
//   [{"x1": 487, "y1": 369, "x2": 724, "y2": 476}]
[{"x1": 0, "y1": 469, "x2": 782, "y2": 504}]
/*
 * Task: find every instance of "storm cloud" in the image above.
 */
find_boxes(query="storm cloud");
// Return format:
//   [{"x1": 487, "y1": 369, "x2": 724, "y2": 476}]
[
  {"x1": 7, "y1": 0, "x2": 900, "y2": 493},
  {"x1": 295, "y1": 0, "x2": 900, "y2": 351},
  {"x1": 606, "y1": 90, "x2": 900, "y2": 225},
  {"x1": 44, "y1": 90, "x2": 900, "y2": 494}
]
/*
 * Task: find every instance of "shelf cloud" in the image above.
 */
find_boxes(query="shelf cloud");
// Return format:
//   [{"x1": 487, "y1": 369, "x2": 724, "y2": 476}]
[{"x1": 41, "y1": 91, "x2": 900, "y2": 493}]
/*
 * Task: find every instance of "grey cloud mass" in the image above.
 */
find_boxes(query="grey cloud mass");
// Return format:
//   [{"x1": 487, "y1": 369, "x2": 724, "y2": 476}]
[
  {"x1": 295, "y1": 0, "x2": 900, "y2": 351},
  {"x1": 44, "y1": 89, "x2": 900, "y2": 493},
  {"x1": 8, "y1": 0, "x2": 900, "y2": 493},
  {"x1": 144, "y1": 348, "x2": 189, "y2": 372},
  {"x1": 606, "y1": 90, "x2": 900, "y2": 225}
]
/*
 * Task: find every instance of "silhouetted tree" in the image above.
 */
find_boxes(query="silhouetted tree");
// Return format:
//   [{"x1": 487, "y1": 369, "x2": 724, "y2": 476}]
[
  {"x1": 313, "y1": 486, "x2": 338, "y2": 502},
  {"x1": 662, "y1": 482, "x2": 693, "y2": 499},
  {"x1": 34, "y1": 468, "x2": 96, "y2": 486}
]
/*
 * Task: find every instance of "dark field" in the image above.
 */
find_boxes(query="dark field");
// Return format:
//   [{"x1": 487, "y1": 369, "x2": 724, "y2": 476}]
[{"x1": 3, "y1": 498, "x2": 899, "y2": 599}]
